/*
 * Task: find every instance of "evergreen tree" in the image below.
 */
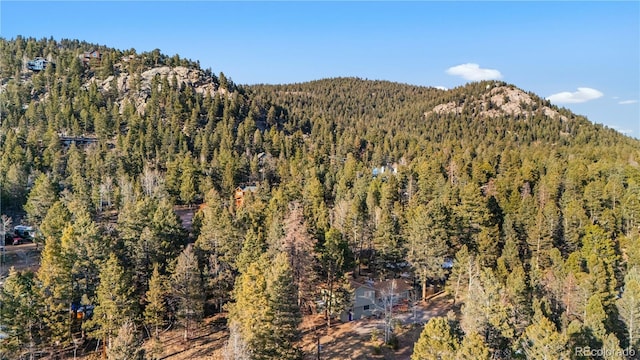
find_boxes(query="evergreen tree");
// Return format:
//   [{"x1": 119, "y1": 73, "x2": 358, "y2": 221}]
[
  {"x1": 320, "y1": 227, "x2": 351, "y2": 327},
  {"x1": 179, "y1": 154, "x2": 198, "y2": 205},
  {"x1": 195, "y1": 189, "x2": 241, "y2": 268},
  {"x1": 406, "y1": 201, "x2": 449, "y2": 302},
  {"x1": 86, "y1": 253, "x2": 134, "y2": 355},
  {"x1": 460, "y1": 268, "x2": 513, "y2": 353},
  {"x1": 455, "y1": 332, "x2": 490, "y2": 360},
  {"x1": 228, "y1": 261, "x2": 270, "y2": 359},
  {"x1": 411, "y1": 317, "x2": 459, "y2": 360},
  {"x1": 527, "y1": 201, "x2": 560, "y2": 271},
  {"x1": 584, "y1": 294, "x2": 608, "y2": 345},
  {"x1": 582, "y1": 225, "x2": 619, "y2": 308},
  {"x1": 24, "y1": 173, "x2": 57, "y2": 228},
  {"x1": 0, "y1": 269, "x2": 42, "y2": 358},
  {"x1": 476, "y1": 224, "x2": 501, "y2": 268},
  {"x1": 236, "y1": 228, "x2": 266, "y2": 273},
  {"x1": 37, "y1": 229, "x2": 73, "y2": 348},
  {"x1": 203, "y1": 252, "x2": 235, "y2": 313},
  {"x1": 446, "y1": 245, "x2": 479, "y2": 305},
  {"x1": 519, "y1": 311, "x2": 569, "y2": 360},
  {"x1": 618, "y1": 266, "x2": 640, "y2": 350},
  {"x1": 602, "y1": 333, "x2": 626, "y2": 360},
  {"x1": 39, "y1": 200, "x2": 71, "y2": 241},
  {"x1": 372, "y1": 209, "x2": 404, "y2": 278},
  {"x1": 265, "y1": 252, "x2": 303, "y2": 360},
  {"x1": 63, "y1": 212, "x2": 104, "y2": 303},
  {"x1": 170, "y1": 244, "x2": 204, "y2": 341},
  {"x1": 144, "y1": 263, "x2": 167, "y2": 339}
]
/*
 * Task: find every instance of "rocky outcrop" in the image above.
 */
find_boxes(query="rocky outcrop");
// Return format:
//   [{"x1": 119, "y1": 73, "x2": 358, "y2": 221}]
[
  {"x1": 427, "y1": 85, "x2": 568, "y2": 122},
  {"x1": 89, "y1": 66, "x2": 222, "y2": 114}
]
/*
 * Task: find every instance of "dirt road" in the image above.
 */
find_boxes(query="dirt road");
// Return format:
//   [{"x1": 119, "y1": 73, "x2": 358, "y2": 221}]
[{"x1": 0, "y1": 242, "x2": 40, "y2": 278}]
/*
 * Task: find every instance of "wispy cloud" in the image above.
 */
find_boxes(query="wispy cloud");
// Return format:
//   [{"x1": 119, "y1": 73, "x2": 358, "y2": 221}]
[
  {"x1": 610, "y1": 126, "x2": 633, "y2": 135},
  {"x1": 618, "y1": 99, "x2": 638, "y2": 105},
  {"x1": 434, "y1": 86, "x2": 448, "y2": 91},
  {"x1": 546, "y1": 87, "x2": 603, "y2": 104},
  {"x1": 446, "y1": 63, "x2": 502, "y2": 81}
]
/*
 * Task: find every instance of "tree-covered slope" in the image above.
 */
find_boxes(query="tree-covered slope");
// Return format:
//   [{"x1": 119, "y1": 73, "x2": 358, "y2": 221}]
[{"x1": 1, "y1": 36, "x2": 639, "y2": 359}]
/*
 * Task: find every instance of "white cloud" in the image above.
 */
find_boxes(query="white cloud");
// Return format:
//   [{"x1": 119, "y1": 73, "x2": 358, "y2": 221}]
[
  {"x1": 546, "y1": 87, "x2": 603, "y2": 104},
  {"x1": 610, "y1": 126, "x2": 633, "y2": 135},
  {"x1": 445, "y1": 63, "x2": 502, "y2": 81},
  {"x1": 434, "y1": 86, "x2": 448, "y2": 91},
  {"x1": 618, "y1": 99, "x2": 638, "y2": 105}
]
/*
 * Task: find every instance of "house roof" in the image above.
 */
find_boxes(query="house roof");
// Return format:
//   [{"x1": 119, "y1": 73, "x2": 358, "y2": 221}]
[
  {"x1": 348, "y1": 279, "x2": 374, "y2": 291},
  {"x1": 373, "y1": 279, "x2": 413, "y2": 294},
  {"x1": 348, "y1": 278, "x2": 412, "y2": 294}
]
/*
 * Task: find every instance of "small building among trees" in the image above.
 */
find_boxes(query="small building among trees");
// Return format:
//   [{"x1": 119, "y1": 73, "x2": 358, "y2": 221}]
[
  {"x1": 26, "y1": 57, "x2": 54, "y2": 71},
  {"x1": 80, "y1": 50, "x2": 102, "y2": 67},
  {"x1": 234, "y1": 185, "x2": 258, "y2": 207},
  {"x1": 340, "y1": 278, "x2": 413, "y2": 321}
]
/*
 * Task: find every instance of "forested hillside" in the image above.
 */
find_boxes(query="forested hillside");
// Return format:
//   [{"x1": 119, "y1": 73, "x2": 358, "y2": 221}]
[{"x1": 1, "y1": 36, "x2": 639, "y2": 359}]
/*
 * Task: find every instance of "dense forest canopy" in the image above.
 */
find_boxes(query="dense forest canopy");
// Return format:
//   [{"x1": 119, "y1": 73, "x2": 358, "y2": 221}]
[{"x1": 1, "y1": 36, "x2": 639, "y2": 359}]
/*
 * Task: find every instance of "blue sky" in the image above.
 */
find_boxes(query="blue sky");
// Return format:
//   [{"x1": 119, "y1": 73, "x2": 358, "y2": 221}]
[{"x1": 1, "y1": 1, "x2": 639, "y2": 137}]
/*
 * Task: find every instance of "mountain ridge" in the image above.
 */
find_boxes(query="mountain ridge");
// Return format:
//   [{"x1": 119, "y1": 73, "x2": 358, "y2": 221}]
[
  {"x1": 1, "y1": 35, "x2": 634, "y2": 146},
  {"x1": 2, "y1": 37, "x2": 640, "y2": 360}
]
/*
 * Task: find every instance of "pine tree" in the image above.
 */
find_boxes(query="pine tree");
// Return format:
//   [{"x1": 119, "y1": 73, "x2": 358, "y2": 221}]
[
  {"x1": 86, "y1": 253, "x2": 134, "y2": 354},
  {"x1": 320, "y1": 227, "x2": 351, "y2": 328},
  {"x1": 455, "y1": 332, "x2": 490, "y2": 360},
  {"x1": 179, "y1": 154, "x2": 198, "y2": 205},
  {"x1": 4, "y1": 163, "x2": 27, "y2": 209},
  {"x1": 602, "y1": 333, "x2": 626, "y2": 360},
  {"x1": 63, "y1": 212, "x2": 104, "y2": 303},
  {"x1": 170, "y1": 244, "x2": 204, "y2": 341},
  {"x1": 618, "y1": 266, "x2": 640, "y2": 350},
  {"x1": 120, "y1": 197, "x2": 185, "y2": 298},
  {"x1": 372, "y1": 209, "x2": 404, "y2": 278},
  {"x1": 519, "y1": 312, "x2": 569, "y2": 360},
  {"x1": 411, "y1": 317, "x2": 459, "y2": 360},
  {"x1": 151, "y1": 198, "x2": 187, "y2": 262},
  {"x1": 37, "y1": 230, "x2": 73, "y2": 348},
  {"x1": 584, "y1": 294, "x2": 608, "y2": 345},
  {"x1": 203, "y1": 252, "x2": 235, "y2": 313},
  {"x1": 460, "y1": 268, "x2": 513, "y2": 352},
  {"x1": 582, "y1": 224, "x2": 619, "y2": 308},
  {"x1": 195, "y1": 189, "x2": 241, "y2": 268},
  {"x1": 446, "y1": 245, "x2": 479, "y2": 305},
  {"x1": 505, "y1": 264, "x2": 531, "y2": 337},
  {"x1": 454, "y1": 182, "x2": 489, "y2": 246},
  {"x1": 0, "y1": 269, "x2": 42, "y2": 358},
  {"x1": 144, "y1": 263, "x2": 167, "y2": 339},
  {"x1": 39, "y1": 200, "x2": 71, "y2": 241},
  {"x1": 265, "y1": 252, "x2": 303, "y2": 360},
  {"x1": 406, "y1": 201, "x2": 449, "y2": 302},
  {"x1": 527, "y1": 201, "x2": 560, "y2": 271},
  {"x1": 228, "y1": 261, "x2": 270, "y2": 358},
  {"x1": 496, "y1": 214, "x2": 523, "y2": 277},
  {"x1": 24, "y1": 173, "x2": 57, "y2": 228},
  {"x1": 476, "y1": 224, "x2": 501, "y2": 268},
  {"x1": 236, "y1": 228, "x2": 266, "y2": 274}
]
